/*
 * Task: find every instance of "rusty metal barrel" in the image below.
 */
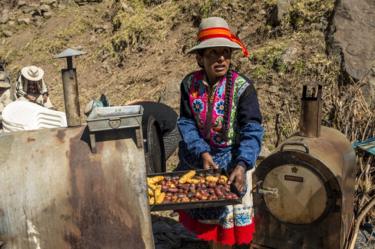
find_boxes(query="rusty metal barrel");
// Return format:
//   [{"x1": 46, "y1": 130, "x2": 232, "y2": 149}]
[
  {"x1": 0, "y1": 126, "x2": 154, "y2": 249},
  {"x1": 252, "y1": 85, "x2": 356, "y2": 249}
]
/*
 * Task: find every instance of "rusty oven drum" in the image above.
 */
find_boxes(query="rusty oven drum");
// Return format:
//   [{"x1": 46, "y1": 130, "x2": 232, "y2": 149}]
[{"x1": 253, "y1": 126, "x2": 356, "y2": 249}]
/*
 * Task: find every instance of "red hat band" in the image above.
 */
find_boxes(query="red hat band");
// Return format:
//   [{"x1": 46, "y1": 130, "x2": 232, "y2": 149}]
[{"x1": 198, "y1": 27, "x2": 249, "y2": 57}]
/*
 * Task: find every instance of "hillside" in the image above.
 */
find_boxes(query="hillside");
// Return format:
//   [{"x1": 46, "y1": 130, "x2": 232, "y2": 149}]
[
  {"x1": 1, "y1": 1, "x2": 375, "y2": 247},
  {"x1": 1, "y1": 0, "x2": 354, "y2": 147}
]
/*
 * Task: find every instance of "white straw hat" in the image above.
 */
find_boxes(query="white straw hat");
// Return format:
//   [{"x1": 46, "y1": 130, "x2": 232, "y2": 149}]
[
  {"x1": 187, "y1": 17, "x2": 248, "y2": 56},
  {"x1": 21, "y1": 65, "x2": 44, "y2": 81}
]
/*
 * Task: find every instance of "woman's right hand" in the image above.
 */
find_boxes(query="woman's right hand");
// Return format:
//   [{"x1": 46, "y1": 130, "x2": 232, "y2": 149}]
[{"x1": 201, "y1": 152, "x2": 219, "y2": 170}]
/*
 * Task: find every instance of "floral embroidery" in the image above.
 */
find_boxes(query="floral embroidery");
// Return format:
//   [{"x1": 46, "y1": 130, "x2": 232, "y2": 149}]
[
  {"x1": 213, "y1": 133, "x2": 225, "y2": 145},
  {"x1": 188, "y1": 70, "x2": 249, "y2": 147},
  {"x1": 215, "y1": 100, "x2": 225, "y2": 115},
  {"x1": 213, "y1": 116, "x2": 223, "y2": 132},
  {"x1": 234, "y1": 212, "x2": 252, "y2": 227},
  {"x1": 192, "y1": 99, "x2": 204, "y2": 113}
]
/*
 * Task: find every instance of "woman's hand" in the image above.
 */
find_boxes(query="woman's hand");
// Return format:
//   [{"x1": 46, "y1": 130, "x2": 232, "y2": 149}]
[
  {"x1": 42, "y1": 93, "x2": 48, "y2": 103},
  {"x1": 26, "y1": 94, "x2": 36, "y2": 102},
  {"x1": 201, "y1": 152, "x2": 219, "y2": 170},
  {"x1": 228, "y1": 165, "x2": 246, "y2": 193}
]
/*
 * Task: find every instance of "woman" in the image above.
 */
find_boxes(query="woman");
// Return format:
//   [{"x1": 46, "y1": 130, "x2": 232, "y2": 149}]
[
  {"x1": 176, "y1": 17, "x2": 264, "y2": 248},
  {"x1": 16, "y1": 65, "x2": 53, "y2": 108}
]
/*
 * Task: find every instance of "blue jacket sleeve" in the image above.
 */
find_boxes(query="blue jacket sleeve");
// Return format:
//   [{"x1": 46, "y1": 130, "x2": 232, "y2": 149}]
[
  {"x1": 234, "y1": 122, "x2": 264, "y2": 170},
  {"x1": 178, "y1": 74, "x2": 211, "y2": 158},
  {"x1": 177, "y1": 117, "x2": 211, "y2": 157},
  {"x1": 233, "y1": 77, "x2": 264, "y2": 170}
]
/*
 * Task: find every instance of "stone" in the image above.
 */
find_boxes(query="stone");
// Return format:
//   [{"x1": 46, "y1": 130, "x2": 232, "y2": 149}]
[
  {"x1": 39, "y1": 4, "x2": 51, "y2": 13},
  {"x1": 22, "y1": 6, "x2": 36, "y2": 14},
  {"x1": 0, "y1": 10, "x2": 9, "y2": 24},
  {"x1": 43, "y1": 11, "x2": 53, "y2": 19},
  {"x1": 58, "y1": 4, "x2": 66, "y2": 9},
  {"x1": 41, "y1": 0, "x2": 57, "y2": 5},
  {"x1": 17, "y1": 0, "x2": 27, "y2": 8},
  {"x1": 277, "y1": 0, "x2": 295, "y2": 21},
  {"x1": 7, "y1": 20, "x2": 16, "y2": 26},
  {"x1": 93, "y1": 24, "x2": 106, "y2": 33},
  {"x1": 330, "y1": 0, "x2": 375, "y2": 80},
  {"x1": 281, "y1": 41, "x2": 301, "y2": 64},
  {"x1": 17, "y1": 17, "x2": 31, "y2": 25},
  {"x1": 2, "y1": 30, "x2": 13, "y2": 38}
]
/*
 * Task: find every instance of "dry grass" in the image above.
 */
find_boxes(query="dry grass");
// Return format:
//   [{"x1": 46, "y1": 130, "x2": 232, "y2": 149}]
[{"x1": 324, "y1": 73, "x2": 375, "y2": 222}]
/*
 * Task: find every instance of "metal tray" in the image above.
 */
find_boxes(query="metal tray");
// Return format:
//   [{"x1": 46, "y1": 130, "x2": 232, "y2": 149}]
[{"x1": 147, "y1": 169, "x2": 242, "y2": 211}]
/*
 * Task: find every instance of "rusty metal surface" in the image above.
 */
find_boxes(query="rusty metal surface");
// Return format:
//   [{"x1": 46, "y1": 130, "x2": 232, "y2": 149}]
[
  {"x1": 0, "y1": 126, "x2": 154, "y2": 249},
  {"x1": 61, "y1": 69, "x2": 81, "y2": 127},
  {"x1": 253, "y1": 126, "x2": 356, "y2": 249},
  {"x1": 299, "y1": 85, "x2": 322, "y2": 138}
]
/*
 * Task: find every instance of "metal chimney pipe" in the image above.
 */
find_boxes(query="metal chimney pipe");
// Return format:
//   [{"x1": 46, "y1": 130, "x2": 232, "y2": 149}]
[
  {"x1": 55, "y1": 48, "x2": 85, "y2": 127},
  {"x1": 299, "y1": 85, "x2": 323, "y2": 137}
]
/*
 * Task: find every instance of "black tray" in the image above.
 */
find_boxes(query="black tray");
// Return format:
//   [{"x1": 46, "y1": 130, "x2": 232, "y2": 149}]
[{"x1": 147, "y1": 169, "x2": 243, "y2": 211}]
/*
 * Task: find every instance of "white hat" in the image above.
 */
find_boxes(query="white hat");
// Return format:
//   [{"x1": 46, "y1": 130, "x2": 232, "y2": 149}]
[
  {"x1": 21, "y1": 65, "x2": 44, "y2": 81},
  {"x1": 187, "y1": 17, "x2": 248, "y2": 57}
]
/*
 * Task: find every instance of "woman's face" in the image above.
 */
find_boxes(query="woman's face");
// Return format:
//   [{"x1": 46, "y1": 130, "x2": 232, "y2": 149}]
[{"x1": 197, "y1": 47, "x2": 232, "y2": 83}]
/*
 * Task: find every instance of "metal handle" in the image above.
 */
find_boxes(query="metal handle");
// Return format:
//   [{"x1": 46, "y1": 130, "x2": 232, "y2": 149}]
[
  {"x1": 280, "y1": 142, "x2": 309, "y2": 154},
  {"x1": 258, "y1": 187, "x2": 279, "y2": 197},
  {"x1": 108, "y1": 118, "x2": 121, "y2": 129}
]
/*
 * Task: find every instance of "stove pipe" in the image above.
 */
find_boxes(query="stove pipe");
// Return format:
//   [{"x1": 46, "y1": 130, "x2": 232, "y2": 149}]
[
  {"x1": 55, "y1": 48, "x2": 85, "y2": 127},
  {"x1": 299, "y1": 85, "x2": 322, "y2": 137}
]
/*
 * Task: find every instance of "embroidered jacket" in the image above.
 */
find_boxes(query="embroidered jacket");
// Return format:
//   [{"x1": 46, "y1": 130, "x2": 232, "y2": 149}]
[{"x1": 177, "y1": 70, "x2": 264, "y2": 170}]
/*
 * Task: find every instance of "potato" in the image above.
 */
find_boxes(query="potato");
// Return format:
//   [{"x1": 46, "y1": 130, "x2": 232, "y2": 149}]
[
  {"x1": 179, "y1": 170, "x2": 196, "y2": 184},
  {"x1": 168, "y1": 187, "x2": 178, "y2": 193},
  {"x1": 206, "y1": 176, "x2": 219, "y2": 183},
  {"x1": 147, "y1": 176, "x2": 164, "y2": 185},
  {"x1": 149, "y1": 197, "x2": 155, "y2": 205}
]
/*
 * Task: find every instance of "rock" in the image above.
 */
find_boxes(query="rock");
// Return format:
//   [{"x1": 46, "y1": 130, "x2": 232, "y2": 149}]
[
  {"x1": 277, "y1": 0, "x2": 295, "y2": 21},
  {"x1": 74, "y1": 0, "x2": 103, "y2": 5},
  {"x1": 43, "y1": 11, "x2": 53, "y2": 19},
  {"x1": 281, "y1": 41, "x2": 301, "y2": 64},
  {"x1": 22, "y1": 6, "x2": 36, "y2": 14},
  {"x1": 330, "y1": 0, "x2": 375, "y2": 80},
  {"x1": 2, "y1": 30, "x2": 13, "y2": 38},
  {"x1": 17, "y1": 17, "x2": 31, "y2": 25},
  {"x1": 0, "y1": 10, "x2": 9, "y2": 24},
  {"x1": 7, "y1": 20, "x2": 16, "y2": 26},
  {"x1": 41, "y1": 0, "x2": 57, "y2": 5},
  {"x1": 17, "y1": 0, "x2": 27, "y2": 8},
  {"x1": 39, "y1": 4, "x2": 51, "y2": 13},
  {"x1": 58, "y1": 4, "x2": 66, "y2": 9},
  {"x1": 93, "y1": 24, "x2": 107, "y2": 33}
]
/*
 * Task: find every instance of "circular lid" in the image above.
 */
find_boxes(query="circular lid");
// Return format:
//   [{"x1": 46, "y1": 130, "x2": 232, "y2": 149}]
[{"x1": 263, "y1": 164, "x2": 328, "y2": 224}]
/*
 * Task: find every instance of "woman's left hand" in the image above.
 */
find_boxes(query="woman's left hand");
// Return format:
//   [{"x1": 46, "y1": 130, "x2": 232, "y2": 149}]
[{"x1": 228, "y1": 165, "x2": 246, "y2": 193}]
